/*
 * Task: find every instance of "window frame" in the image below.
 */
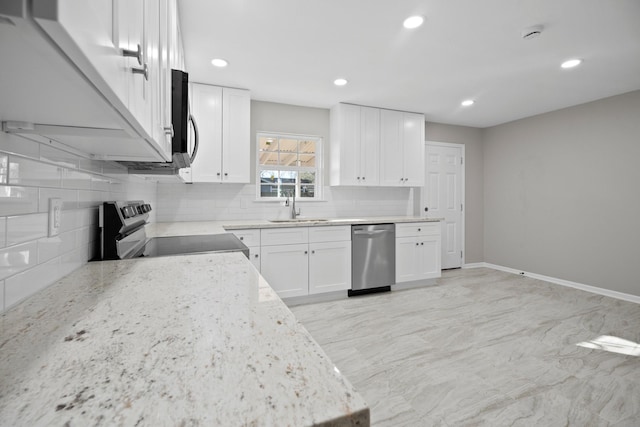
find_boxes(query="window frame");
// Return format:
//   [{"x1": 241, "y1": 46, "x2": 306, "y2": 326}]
[{"x1": 255, "y1": 132, "x2": 323, "y2": 201}]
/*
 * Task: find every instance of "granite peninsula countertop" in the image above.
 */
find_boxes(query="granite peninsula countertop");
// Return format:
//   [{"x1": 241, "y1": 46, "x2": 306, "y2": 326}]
[
  {"x1": 147, "y1": 216, "x2": 442, "y2": 237},
  {"x1": 0, "y1": 253, "x2": 369, "y2": 426}
]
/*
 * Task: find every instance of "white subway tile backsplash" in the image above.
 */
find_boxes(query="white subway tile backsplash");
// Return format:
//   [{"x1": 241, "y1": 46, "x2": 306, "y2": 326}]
[
  {"x1": 62, "y1": 169, "x2": 93, "y2": 190},
  {"x1": 38, "y1": 231, "x2": 76, "y2": 263},
  {"x1": 38, "y1": 187, "x2": 78, "y2": 211},
  {"x1": 8, "y1": 156, "x2": 62, "y2": 188},
  {"x1": 0, "y1": 217, "x2": 5, "y2": 248},
  {"x1": 6, "y1": 213, "x2": 48, "y2": 246},
  {"x1": 0, "y1": 132, "x2": 156, "y2": 314},
  {"x1": 0, "y1": 186, "x2": 39, "y2": 216},
  {"x1": 156, "y1": 183, "x2": 413, "y2": 222},
  {"x1": 0, "y1": 241, "x2": 38, "y2": 280},
  {"x1": 4, "y1": 258, "x2": 61, "y2": 309},
  {"x1": 40, "y1": 145, "x2": 80, "y2": 169},
  {"x1": 0, "y1": 154, "x2": 7, "y2": 184}
]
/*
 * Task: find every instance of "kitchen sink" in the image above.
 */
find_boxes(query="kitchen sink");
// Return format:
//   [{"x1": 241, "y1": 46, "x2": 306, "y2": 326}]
[{"x1": 268, "y1": 218, "x2": 329, "y2": 223}]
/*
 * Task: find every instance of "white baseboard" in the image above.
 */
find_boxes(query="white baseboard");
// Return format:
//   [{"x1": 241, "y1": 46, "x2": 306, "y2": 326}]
[
  {"x1": 463, "y1": 262, "x2": 640, "y2": 305},
  {"x1": 462, "y1": 262, "x2": 486, "y2": 269}
]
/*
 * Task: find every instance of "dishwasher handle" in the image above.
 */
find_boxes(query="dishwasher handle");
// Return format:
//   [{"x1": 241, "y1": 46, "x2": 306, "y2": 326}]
[{"x1": 353, "y1": 229, "x2": 392, "y2": 237}]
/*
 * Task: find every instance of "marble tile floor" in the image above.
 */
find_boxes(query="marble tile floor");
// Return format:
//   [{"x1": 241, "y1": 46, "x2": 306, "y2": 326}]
[{"x1": 290, "y1": 268, "x2": 640, "y2": 426}]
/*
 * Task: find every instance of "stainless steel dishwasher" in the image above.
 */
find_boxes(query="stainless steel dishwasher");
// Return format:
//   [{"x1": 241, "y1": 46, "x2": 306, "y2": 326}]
[{"x1": 350, "y1": 224, "x2": 395, "y2": 296}]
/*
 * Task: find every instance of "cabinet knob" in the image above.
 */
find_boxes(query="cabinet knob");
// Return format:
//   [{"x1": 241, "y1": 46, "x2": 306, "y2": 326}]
[
  {"x1": 357, "y1": 177, "x2": 360, "y2": 180},
  {"x1": 311, "y1": 250, "x2": 315, "y2": 254},
  {"x1": 224, "y1": 173, "x2": 228, "y2": 176},
  {"x1": 416, "y1": 242, "x2": 419, "y2": 246},
  {"x1": 421, "y1": 242, "x2": 424, "y2": 245},
  {"x1": 418, "y1": 228, "x2": 421, "y2": 232},
  {"x1": 217, "y1": 172, "x2": 221, "y2": 176},
  {"x1": 239, "y1": 237, "x2": 244, "y2": 240},
  {"x1": 122, "y1": 44, "x2": 143, "y2": 65},
  {"x1": 362, "y1": 176, "x2": 365, "y2": 180},
  {"x1": 131, "y1": 63, "x2": 149, "y2": 81},
  {"x1": 254, "y1": 254, "x2": 259, "y2": 258},
  {"x1": 304, "y1": 250, "x2": 308, "y2": 254}
]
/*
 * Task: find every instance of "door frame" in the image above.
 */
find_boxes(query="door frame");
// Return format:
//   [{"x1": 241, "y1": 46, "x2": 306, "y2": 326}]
[{"x1": 422, "y1": 141, "x2": 466, "y2": 267}]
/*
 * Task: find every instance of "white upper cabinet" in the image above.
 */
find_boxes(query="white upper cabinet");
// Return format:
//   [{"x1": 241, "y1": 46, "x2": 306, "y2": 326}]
[
  {"x1": 379, "y1": 110, "x2": 425, "y2": 186},
  {"x1": 0, "y1": 0, "x2": 181, "y2": 162},
  {"x1": 189, "y1": 83, "x2": 250, "y2": 183},
  {"x1": 330, "y1": 103, "x2": 380, "y2": 186}
]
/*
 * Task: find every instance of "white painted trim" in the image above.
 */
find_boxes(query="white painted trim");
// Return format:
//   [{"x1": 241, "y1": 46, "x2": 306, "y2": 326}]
[
  {"x1": 462, "y1": 262, "x2": 485, "y2": 269},
  {"x1": 423, "y1": 141, "x2": 465, "y2": 266},
  {"x1": 464, "y1": 262, "x2": 640, "y2": 305}
]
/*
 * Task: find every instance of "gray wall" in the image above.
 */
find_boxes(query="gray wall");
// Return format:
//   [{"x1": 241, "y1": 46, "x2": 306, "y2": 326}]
[
  {"x1": 483, "y1": 90, "x2": 640, "y2": 296},
  {"x1": 425, "y1": 123, "x2": 484, "y2": 264},
  {"x1": 250, "y1": 100, "x2": 330, "y2": 184}
]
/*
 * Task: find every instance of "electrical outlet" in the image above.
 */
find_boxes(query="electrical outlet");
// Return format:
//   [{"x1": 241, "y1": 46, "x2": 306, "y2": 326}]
[{"x1": 48, "y1": 198, "x2": 62, "y2": 237}]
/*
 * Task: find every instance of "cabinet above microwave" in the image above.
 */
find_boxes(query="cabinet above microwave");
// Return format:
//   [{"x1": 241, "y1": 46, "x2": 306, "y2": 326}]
[{"x1": 0, "y1": 0, "x2": 181, "y2": 162}]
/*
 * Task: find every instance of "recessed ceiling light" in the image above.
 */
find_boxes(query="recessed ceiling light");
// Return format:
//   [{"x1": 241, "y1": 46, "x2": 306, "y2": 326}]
[
  {"x1": 561, "y1": 59, "x2": 582, "y2": 69},
  {"x1": 403, "y1": 15, "x2": 424, "y2": 29},
  {"x1": 461, "y1": 99, "x2": 474, "y2": 107},
  {"x1": 211, "y1": 58, "x2": 228, "y2": 67},
  {"x1": 334, "y1": 78, "x2": 348, "y2": 86}
]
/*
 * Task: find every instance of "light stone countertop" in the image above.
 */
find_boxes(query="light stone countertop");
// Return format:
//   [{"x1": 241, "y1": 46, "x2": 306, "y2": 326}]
[
  {"x1": 0, "y1": 253, "x2": 369, "y2": 426},
  {"x1": 147, "y1": 216, "x2": 442, "y2": 237}
]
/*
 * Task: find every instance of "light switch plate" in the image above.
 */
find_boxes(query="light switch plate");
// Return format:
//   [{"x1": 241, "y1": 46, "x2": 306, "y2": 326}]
[{"x1": 48, "y1": 198, "x2": 62, "y2": 237}]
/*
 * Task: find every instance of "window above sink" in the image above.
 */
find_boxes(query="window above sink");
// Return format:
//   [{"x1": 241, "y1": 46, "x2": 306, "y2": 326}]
[{"x1": 256, "y1": 132, "x2": 323, "y2": 201}]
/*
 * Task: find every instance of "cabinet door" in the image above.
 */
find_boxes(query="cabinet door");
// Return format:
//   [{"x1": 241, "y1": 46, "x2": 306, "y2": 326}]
[
  {"x1": 309, "y1": 241, "x2": 351, "y2": 294},
  {"x1": 338, "y1": 104, "x2": 362, "y2": 186},
  {"x1": 395, "y1": 236, "x2": 420, "y2": 283},
  {"x1": 33, "y1": 0, "x2": 128, "y2": 109},
  {"x1": 248, "y1": 246, "x2": 261, "y2": 272},
  {"x1": 419, "y1": 235, "x2": 442, "y2": 279},
  {"x1": 360, "y1": 106, "x2": 380, "y2": 185},
  {"x1": 222, "y1": 88, "x2": 250, "y2": 183},
  {"x1": 379, "y1": 109, "x2": 404, "y2": 186},
  {"x1": 402, "y1": 112, "x2": 424, "y2": 186},
  {"x1": 261, "y1": 244, "x2": 309, "y2": 298},
  {"x1": 190, "y1": 83, "x2": 223, "y2": 182},
  {"x1": 120, "y1": 0, "x2": 152, "y2": 138}
]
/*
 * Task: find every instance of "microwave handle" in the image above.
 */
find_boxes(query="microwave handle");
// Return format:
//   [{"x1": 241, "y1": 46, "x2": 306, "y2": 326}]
[{"x1": 189, "y1": 114, "x2": 199, "y2": 164}]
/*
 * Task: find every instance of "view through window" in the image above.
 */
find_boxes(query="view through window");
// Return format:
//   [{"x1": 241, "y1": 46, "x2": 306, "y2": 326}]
[{"x1": 257, "y1": 133, "x2": 321, "y2": 200}]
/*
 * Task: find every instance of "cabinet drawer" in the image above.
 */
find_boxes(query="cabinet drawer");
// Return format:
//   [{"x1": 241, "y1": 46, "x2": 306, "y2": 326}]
[
  {"x1": 230, "y1": 229, "x2": 261, "y2": 247},
  {"x1": 261, "y1": 227, "x2": 309, "y2": 246},
  {"x1": 396, "y1": 222, "x2": 441, "y2": 237},
  {"x1": 309, "y1": 225, "x2": 351, "y2": 243}
]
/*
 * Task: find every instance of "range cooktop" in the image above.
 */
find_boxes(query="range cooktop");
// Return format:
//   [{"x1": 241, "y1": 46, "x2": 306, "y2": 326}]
[{"x1": 134, "y1": 234, "x2": 249, "y2": 259}]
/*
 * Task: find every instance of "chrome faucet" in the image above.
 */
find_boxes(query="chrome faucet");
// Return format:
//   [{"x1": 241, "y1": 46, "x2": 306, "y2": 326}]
[{"x1": 288, "y1": 190, "x2": 300, "y2": 219}]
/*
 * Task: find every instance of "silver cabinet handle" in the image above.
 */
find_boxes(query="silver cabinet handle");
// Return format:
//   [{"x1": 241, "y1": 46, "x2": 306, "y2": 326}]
[
  {"x1": 122, "y1": 44, "x2": 142, "y2": 65},
  {"x1": 132, "y1": 63, "x2": 148, "y2": 81},
  {"x1": 164, "y1": 125, "x2": 174, "y2": 138}
]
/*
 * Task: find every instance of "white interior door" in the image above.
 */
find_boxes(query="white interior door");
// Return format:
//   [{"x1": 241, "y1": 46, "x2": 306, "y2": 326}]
[{"x1": 424, "y1": 142, "x2": 464, "y2": 269}]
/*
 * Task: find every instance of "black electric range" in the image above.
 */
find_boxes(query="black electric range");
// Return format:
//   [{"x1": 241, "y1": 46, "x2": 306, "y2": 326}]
[{"x1": 98, "y1": 201, "x2": 248, "y2": 260}]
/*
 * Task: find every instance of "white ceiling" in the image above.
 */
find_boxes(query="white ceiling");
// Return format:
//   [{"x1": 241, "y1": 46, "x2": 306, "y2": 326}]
[{"x1": 179, "y1": 0, "x2": 640, "y2": 128}]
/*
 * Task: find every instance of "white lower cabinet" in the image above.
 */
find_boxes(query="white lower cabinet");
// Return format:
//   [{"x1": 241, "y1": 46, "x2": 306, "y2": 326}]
[
  {"x1": 229, "y1": 229, "x2": 261, "y2": 271},
  {"x1": 308, "y1": 241, "x2": 351, "y2": 294},
  {"x1": 395, "y1": 222, "x2": 442, "y2": 283},
  {"x1": 259, "y1": 226, "x2": 351, "y2": 298},
  {"x1": 261, "y1": 243, "x2": 309, "y2": 298}
]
